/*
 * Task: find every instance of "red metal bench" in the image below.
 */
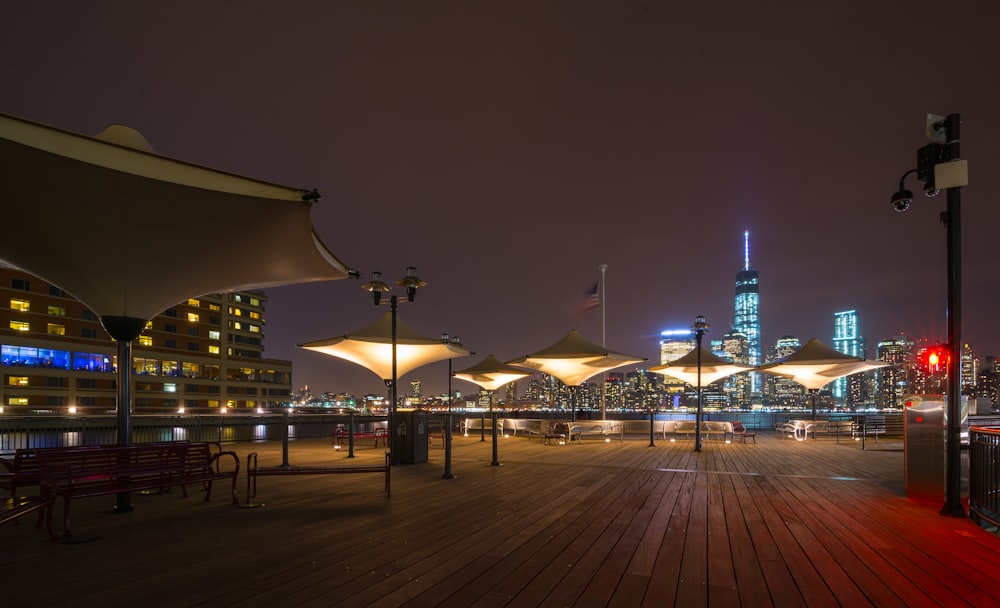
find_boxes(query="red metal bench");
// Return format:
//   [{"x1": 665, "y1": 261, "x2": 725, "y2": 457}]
[{"x1": 36, "y1": 442, "x2": 239, "y2": 538}]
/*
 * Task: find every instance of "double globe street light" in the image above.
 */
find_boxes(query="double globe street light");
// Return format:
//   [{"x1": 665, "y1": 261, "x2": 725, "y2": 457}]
[{"x1": 362, "y1": 267, "x2": 426, "y2": 466}]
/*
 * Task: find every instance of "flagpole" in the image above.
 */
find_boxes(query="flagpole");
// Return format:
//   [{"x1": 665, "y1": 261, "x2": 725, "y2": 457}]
[{"x1": 599, "y1": 263, "x2": 607, "y2": 418}]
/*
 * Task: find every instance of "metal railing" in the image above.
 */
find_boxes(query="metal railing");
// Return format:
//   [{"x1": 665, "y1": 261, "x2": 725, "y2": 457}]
[
  {"x1": 970, "y1": 426, "x2": 1000, "y2": 529},
  {"x1": 0, "y1": 414, "x2": 388, "y2": 456}
]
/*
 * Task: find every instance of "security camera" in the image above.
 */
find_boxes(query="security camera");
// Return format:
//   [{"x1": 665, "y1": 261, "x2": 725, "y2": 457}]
[
  {"x1": 923, "y1": 182, "x2": 940, "y2": 198},
  {"x1": 890, "y1": 188, "x2": 913, "y2": 212}
]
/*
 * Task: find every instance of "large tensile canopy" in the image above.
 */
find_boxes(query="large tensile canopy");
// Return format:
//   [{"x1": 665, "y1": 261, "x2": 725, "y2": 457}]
[
  {"x1": 299, "y1": 312, "x2": 473, "y2": 381},
  {"x1": 757, "y1": 338, "x2": 889, "y2": 391},
  {"x1": 757, "y1": 338, "x2": 889, "y2": 419},
  {"x1": 649, "y1": 346, "x2": 753, "y2": 385},
  {"x1": 453, "y1": 355, "x2": 532, "y2": 392},
  {"x1": 0, "y1": 112, "x2": 351, "y2": 331},
  {"x1": 507, "y1": 329, "x2": 646, "y2": 386}
]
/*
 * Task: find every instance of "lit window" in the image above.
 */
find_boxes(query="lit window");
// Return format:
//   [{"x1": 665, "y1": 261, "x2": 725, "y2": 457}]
[
  {"x1": 47, "y1": 305, "x2": 66, "y2": 316},
  {"x1": 187, "y1": 312, "x2": 200, "y2": 323},
  {"x1": 145, "y1": 321, "x2": 154, "y2": 329},
  {"x1": 9, "y1": 397, "x2": 28, "y2": 406},
  {"x1": 249, "y1": 297, "x2": 260, "y2": 307},
  {"x1": 208, "y1": 330, "x2": 220, "y2": 340},
  {"x1": 164, "y1": 383, "x2": 177, "y2": 393},
  {"x1": 139, "y1": 335, "x2": 153, "y2": 347},
  {"x1": 47, "y1": 324, "x2": 66, "y2": 336},
  {"x1": 232, "y1": 308, "x2": 243, "y2": 317},
  {"x1": 187, "y1": 298, "x2": 201, "y2": 307},
  {"x1": 249, "y1": 311, "x2": 261, "y2": 320},
  {"x1": 10, "y1": 320, "x2": 30, "y2": 332},
  {"x1": 10, "y1": 299, "x2": 29, "y2": 312},
  {"x1": 249, "y1": 325, "x2": 260, "y2": 333},
  {"x1": 8, "y1": 376, "x2": 29, "y2": 386},
  {"x1": 208, "y1": 345, "x2": 220, "y2": 355},
  {"x1": 208, "y1": 303, "x2": 221, "y2": 312},
  {"x1": 233, "y1": 322, "x2": 243, "y2": 330}
]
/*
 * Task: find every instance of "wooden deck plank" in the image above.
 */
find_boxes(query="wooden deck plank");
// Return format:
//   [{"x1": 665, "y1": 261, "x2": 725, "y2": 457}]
[{"x1": 4, "y1": 430, "x2": 1000, "y2": 607}]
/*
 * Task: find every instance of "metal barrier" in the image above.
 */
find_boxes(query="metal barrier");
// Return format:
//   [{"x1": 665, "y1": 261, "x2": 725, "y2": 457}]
[
  {"x1": 0, "y1": 414, "x2": 388, "y2": 456},
  {"x1": 970, "y1": 426, "x2": 1000, "y2": 529}
]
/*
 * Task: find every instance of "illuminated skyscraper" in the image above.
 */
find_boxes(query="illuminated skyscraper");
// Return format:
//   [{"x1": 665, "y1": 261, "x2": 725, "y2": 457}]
[
  {"x1": 733, "y1": 231, "x2": 761, "y2": 393},
  {"x1": 832, "y1": 310, "x2": 865, "y2": 404},
  {"x1": 659, "y1": 329, "x2": 694, "y2": 365}
]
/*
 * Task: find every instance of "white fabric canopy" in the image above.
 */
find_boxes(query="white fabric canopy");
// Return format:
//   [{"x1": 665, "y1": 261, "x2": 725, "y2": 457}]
[
  {"x1": 453, "y1": 355, "x2": 532, "y2": 392},
  {"x1": 649, "y1": 346, "x2": 753, "y2": 386},
  {"x1": 757, "y1": 338, "x2": 889, "y2": 390},
  {"x1": 300, "y1": 312, "x2": 473, "y2": 381},
  {"x1": 507, "y1": 329, "x2": 645, "y2": 386},
  {"x1": 0, "y1": 112, "x2": 350, "y2": 326}
]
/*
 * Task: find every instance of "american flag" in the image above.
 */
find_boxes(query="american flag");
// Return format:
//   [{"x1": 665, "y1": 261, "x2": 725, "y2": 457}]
[{"x1": 582, "y1": 281, "x2": 600, "y2": 312}]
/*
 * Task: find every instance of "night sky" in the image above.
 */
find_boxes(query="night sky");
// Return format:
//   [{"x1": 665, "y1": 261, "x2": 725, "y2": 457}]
[{"x1": 2, "y1": 2, "x2": 998, "y2": 398}]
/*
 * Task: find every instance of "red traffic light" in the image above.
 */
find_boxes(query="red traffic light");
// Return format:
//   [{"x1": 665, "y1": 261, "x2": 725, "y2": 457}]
[{"x1": 919, "y1": 344, "x2": 950, "y2": 374}]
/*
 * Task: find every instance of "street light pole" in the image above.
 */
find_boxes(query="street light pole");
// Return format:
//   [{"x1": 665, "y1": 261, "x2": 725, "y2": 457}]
[
  {"x1": 362, "y1": 267, "x2": 426, "y2": 468},
  {"x1": 441, "y1": 333, "x2": 460, "y2": 480},
  {"x1": 890, "y1": 113, "x2": 966, "y2": 517},
  {"x1": 692, "y1": 315, "x2": 709, "y2": 452}
]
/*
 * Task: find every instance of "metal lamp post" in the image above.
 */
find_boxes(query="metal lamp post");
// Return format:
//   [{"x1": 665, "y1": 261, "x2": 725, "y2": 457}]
[
  {"x1": 362, "y1": 267, "x2": 426, "y2": 467},
  {"x1": 441, "y1": 333, "x2": 463, "y2": 480},
  {"x1": 692, "y1": 315, "x2": 709, "y2": 452},
  {"x1": 889, "y1": 113, "x2": 967, "y2": 517}
]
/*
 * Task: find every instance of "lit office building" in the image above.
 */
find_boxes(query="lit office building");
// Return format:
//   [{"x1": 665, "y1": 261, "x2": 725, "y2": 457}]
[
  {"x1": 875, "y1": 335, "x2": 914, "y2": 409},
  {"x1": 734, "y1": 231, "x2": 761, "y2": 394},
  {"x1": 832, "y1": 310, "x2": 865, "y2": 405},
  {"x1": 718, "y1": 330, "x2": 751, "y2": 409},
  {"x1": 659, "y1": 329, "x2": 694, "y2": 365},
  {"x1": 1, "y1": 266, "x2": 292, "y2": 413},
  {"x1": 765, "y1": 335, "x2": 804, "y2": 409}
]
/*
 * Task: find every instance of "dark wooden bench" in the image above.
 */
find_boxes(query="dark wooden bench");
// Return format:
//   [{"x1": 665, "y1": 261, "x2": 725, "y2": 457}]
[
  {"x1": 0, "y1": 471, "x2": 57, "y2": 539},
  {"x1": 245, "y1": 451, "x2": 391, "y2": 505},
  {"x1": 37, "y1": 442, "x2": 239, "y2": 538},
  {"x1": 332, "y1": 428, "x2": 388, "y2": 447},
  {"x1": 569, "y1": 421, "x2": 624, "y2": 443}
]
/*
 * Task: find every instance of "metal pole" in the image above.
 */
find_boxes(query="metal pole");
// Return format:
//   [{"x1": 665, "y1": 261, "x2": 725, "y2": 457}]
[
  {"x1": 281, "y1": 408, "x2": 290, "y2": 467},
  {"x1": 391, "y1": 295, "x2": 399, "y2": 466},
  {"x1": 648, "y1": 408, "x2": 655, "y2": 447},
  {"x1": 490, "y1": 392, "x2": 500, "y2": 466},
  {"x1": 695, "y1": 328, "x2": 704, "y2": 452},
  {"x1": 600, "y1": 263, "x2": 607, "y2": 419},
  {"x1": 942, "y1": 112, "x2": 964, "y2": 517},
  {"x1": 443, "y1": 353, "x2": 454, "y2": 479},
  {"x1": 347, "y1": 410, "x2": 356, "y2": 458},
  {"x1": 114, "y1": 338, "x2": 134, "y2": 513}
]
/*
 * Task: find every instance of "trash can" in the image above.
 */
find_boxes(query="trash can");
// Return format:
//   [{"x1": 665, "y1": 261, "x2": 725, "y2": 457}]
[{"x1": 397, "y1": 408, "x2": 428, "y2": 464}]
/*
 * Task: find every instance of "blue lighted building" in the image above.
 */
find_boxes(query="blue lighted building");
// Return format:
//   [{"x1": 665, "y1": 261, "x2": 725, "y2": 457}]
[{"x1": 733, "y1": 231, "x2": 761, "y2": 394}]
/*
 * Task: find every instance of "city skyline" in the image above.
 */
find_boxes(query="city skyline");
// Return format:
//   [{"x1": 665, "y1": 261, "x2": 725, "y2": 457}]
[{"x1": 2, "y1": 3, "x2": 998, "y2": 398}]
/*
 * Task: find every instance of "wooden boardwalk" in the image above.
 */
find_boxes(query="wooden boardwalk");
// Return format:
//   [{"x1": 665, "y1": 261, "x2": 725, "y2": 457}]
[{"x1": 3, "y1": 429, "x2": 999, "y2": 607}]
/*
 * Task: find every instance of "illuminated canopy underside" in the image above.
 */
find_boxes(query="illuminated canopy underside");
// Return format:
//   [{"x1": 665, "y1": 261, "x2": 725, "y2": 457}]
[
  {"x1": 649, "y1": 346, "x2": 753, "y2": 386},
  {"x1": 508, "y1": 329, "x2": 646, "y2": 386},
  {"x1": 757, "y1": 338, "x2": 889, "y2": 390},
  {"x1": 299, "y1": 312, "x2": 473, "y2": 381},
  {"x1": 0, "y1": 112, "x2": 350, "y2": 324},
  {"x1": 453, "y1": 355, "x2": 532, "y2": 391}
]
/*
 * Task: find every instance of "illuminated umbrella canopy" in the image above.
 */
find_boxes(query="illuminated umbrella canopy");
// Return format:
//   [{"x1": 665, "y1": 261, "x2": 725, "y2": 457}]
[
  {"x1": 757, "y1": 338, "x2": 890, "y2": 419},
  {"x1": 453, "y1": 355, "x2": 532, "y2": 392},
  {"x1": 649, "y1": 346, "x2": 753, "y2": 386},
  {"x1": 507, "y1": 329, "x2": 646, "y2": 386},
  {"x1": 0, "y1": 112, "x2": 351, "y2": 338},
  {"x1": 299, "y1": 312, "x2": 473, "y2": 382},
  {"x1": 757, "y1": 338, "x2": 889, "y2": 391},
  {"x1": 0, "y1": 112, "x2": 351, "y2": 469}
]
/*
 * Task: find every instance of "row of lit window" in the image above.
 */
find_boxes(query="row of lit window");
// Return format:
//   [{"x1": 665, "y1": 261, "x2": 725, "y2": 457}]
[
  {"x1": 10, "y1": 320, "x2": 66, "y2": 335},
  {"x1": 9, "y1": 298, "x2": 69, "y2": 316}
]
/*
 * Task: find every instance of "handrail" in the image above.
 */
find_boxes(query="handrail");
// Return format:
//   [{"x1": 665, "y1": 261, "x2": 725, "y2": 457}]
[{"x1": 969, "y1": 426, "x2": 1000, "y2": 528}]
